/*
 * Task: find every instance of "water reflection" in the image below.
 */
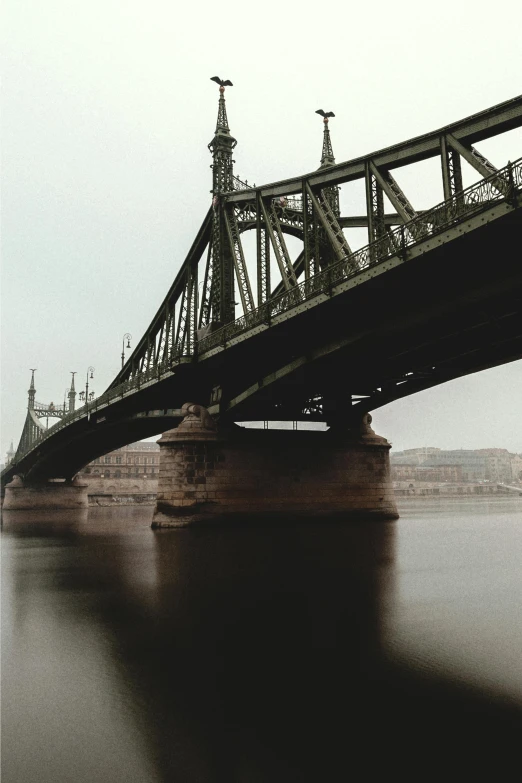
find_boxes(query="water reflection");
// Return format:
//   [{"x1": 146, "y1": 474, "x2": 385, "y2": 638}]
[{"x1": 2, "y1": 503, "x2": 521, "y2": 782}]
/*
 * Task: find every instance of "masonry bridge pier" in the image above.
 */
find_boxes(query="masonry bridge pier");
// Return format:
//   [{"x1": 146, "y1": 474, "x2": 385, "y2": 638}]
[
  {"x1": 2, "y1": 88, "x2": 522, "y2": 522},
  {"x1": 152, "y1": 405, "x2": 397, "y2": 527}
]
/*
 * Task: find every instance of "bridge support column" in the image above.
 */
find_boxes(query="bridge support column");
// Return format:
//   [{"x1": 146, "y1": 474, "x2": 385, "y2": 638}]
[
  {"x1": 2, "y1": 475, "x2": 89, "y2": 510},
  {"x1": 152, "y1": 404, "x2": 398, "y2": 527}
]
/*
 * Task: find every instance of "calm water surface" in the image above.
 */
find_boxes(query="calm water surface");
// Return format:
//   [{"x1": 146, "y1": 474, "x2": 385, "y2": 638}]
[{"x1": 2, "y1": 496, "x2": 521, "y2": 781}]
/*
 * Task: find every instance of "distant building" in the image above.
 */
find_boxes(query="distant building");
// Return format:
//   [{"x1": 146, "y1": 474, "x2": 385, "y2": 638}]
[
  {"x1": 391, "y1": 447, "x2": 440, "y2": 466},
  {"x1": 81, "y1": 441, "x2": 159, "y2": 480},
  {"x1": 414, "y1": 465, "x2": 463, "y2": 483},
  {"x1": 390, "y1": 446, "x2": 516, "y2": 483},
  {"x1": 78, "y1": 441, "x2": 160, "y2": 503},
  {"x1": 391, "y1": 463, "x2": 463, "y2": 483},
  {"x1": 475, "y1": 449, "x2": 514, "y2": 483},
  {"x1": 421, "y1": 450, "x2": 488, "y2": 482}
]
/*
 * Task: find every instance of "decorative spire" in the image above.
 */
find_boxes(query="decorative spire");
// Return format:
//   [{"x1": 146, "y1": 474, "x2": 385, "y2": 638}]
[
  {"x1": 315, "y1": 109, "x2": 336, "y2": 168},
  {"x1": 28, "y1": 369, "x2": 36, "y2": 410},
  {"x1": 208, "y1": 77, "x2": 236, "y2": 194},
  {"x1": 68, "y1": 371, "x2": 77, "y2": 412}
]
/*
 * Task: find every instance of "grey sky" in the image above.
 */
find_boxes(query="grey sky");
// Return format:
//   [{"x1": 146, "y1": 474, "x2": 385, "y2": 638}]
[{"x1": 2, "y1": 0, "x2": 522, "y2": 457}]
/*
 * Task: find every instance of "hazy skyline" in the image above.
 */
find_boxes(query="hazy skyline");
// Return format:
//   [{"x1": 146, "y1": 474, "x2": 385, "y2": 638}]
[{"x1": 2, "y1": 0, "x2": 521, "y2": 458}]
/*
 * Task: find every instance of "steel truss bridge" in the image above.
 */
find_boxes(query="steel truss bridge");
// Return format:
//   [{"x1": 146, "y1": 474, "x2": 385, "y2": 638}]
[{"x1": 3, "y1": 92, "x2": 522, "y2": 484}]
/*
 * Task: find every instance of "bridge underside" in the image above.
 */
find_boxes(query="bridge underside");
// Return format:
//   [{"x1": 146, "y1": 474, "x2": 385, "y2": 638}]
[{"x1": 200, "y1": 206, "x2": 522, "y2": 421}]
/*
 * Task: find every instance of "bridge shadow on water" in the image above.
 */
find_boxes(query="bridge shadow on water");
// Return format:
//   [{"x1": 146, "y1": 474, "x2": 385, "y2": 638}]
[{"x1": 2, "y1": 507, "x2": 521, "y2": 782}]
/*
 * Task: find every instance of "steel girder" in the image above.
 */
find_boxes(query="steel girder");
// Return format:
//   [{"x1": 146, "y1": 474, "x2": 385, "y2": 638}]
[
  {"x1": 365, "y1": 161, "x2": 386, "y2": 248},
  {"x1": 259, "y1": 199, "x2": 298, "y2": 290},
  {"x1": 440, "y1": 134, "x2": 464, "y2": 201},
  {"x1": 227, "y1": 95, "x2": 522, "y2": 202},
  {"x1": 256, "y1": 192, "x2": 271, "y2": 306},
  {"x1": 224, "y1": 205, "x2": 254, "y2": 314},
  {"x1": 445, "y1": 133, "x2": 508, "y2": 196},
  {"x1": 305, "y1": 183, "x2": 353, "y2": 264}
]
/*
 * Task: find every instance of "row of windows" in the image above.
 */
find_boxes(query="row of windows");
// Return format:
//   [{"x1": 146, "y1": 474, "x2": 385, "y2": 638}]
[
  {"x1": 87, "y1": 468, "x2": 156, "y2": 477},
  {"x1": 92, "y1": 455, "x2": 157, "y2": 465}
]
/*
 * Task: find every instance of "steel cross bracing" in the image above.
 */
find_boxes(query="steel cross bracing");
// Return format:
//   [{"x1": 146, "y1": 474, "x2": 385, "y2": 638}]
[
  {"x1": 199, "y1": 156, "x2": 522, "y2": 353},
  {"x1": 100, "y1": 95, "x2": 522, "y2": 394},
  {"x1": 256, "y1": 192, "x2": 271, "y2": 306},
  {"x1": 259, "y1": 199, "x2": 299, "y2": 290},
  {"x1": 224, "y1": 205, "x2": 254, "y2": 313},
  {"x1": 307, "y1": 184, "x2": 353, "y2": 264}
]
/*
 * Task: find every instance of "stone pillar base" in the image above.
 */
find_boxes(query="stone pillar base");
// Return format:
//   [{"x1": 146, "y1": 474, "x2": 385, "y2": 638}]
[
  {"x1": 152, "y1": 405, "x2": 398, "y2": 528},
  {"x1": 2, "y1": 475, "x2": 89, "y2": 510}
]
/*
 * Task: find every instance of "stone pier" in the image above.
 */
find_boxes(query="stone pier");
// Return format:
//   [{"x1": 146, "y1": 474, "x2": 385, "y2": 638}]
[
  {"x1": 2, "y1": 475, "x2": 89, "y2": 510},
  {"x1": 152, "y1": 404, "x2": 398, "y2": 527}
]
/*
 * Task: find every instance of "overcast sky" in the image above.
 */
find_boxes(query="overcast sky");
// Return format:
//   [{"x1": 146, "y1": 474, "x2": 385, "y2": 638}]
[{"x1": 2, "y1": 0, "x2": 521, "y2": 458}]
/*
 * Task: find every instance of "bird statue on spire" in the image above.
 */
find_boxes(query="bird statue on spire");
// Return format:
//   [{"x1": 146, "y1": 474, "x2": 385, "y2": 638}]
[
  {"x1": 315, "y1": 109, "x2": 335, "y2": 121},
  {"x1": 211, "y1": 76, "x2": 233, "y2": 88},
  {"x1": 316, "y1": 109, "x2": 336, "y2": 168}
]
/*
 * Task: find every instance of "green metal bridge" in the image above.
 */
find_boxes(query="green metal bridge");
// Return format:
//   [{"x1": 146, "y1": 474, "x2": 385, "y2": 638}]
[{"x1": 3, "y1": 90, "x2": 522, "y2": 485}]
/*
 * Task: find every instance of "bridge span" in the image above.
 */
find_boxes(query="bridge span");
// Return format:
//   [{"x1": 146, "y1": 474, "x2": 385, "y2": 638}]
[{"x1": 3, "y1": 91, "x2": 522, "y2": 522}]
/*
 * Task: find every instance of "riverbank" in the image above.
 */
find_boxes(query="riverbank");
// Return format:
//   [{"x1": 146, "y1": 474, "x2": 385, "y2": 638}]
[
  {"x1": 89, "y1": 494, "x2": 156, "y2": 506},
  {"x1": 86, "y1": 482, "x2": 522, "y2": 506},
  {"x1": 394, "y1": 482, "x2": 522, "y2": 497}
]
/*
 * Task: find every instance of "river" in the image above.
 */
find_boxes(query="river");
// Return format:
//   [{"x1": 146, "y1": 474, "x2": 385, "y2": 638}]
[{"x1": 2, "y1": 496, "x2": 521, "y2": 781}]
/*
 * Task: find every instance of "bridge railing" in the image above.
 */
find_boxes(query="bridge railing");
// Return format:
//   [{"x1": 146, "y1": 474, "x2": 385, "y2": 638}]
[
  {"x1": 513, "y1": 160, "x2": 522, "y2": 189},
  {"x1": 6, "y1": 158, "x2": 521, "y2": 471},
  {"x1": 199, "y1": 157, "x2": 522, "y2": 353}
]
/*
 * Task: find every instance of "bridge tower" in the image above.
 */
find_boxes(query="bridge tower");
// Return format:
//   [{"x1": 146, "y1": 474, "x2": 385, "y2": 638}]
[
  {"x1": 14, "y1": 370, "x2": 44, "y2": 458},
  {"x1": 318, "y1": 113, "x2": 340, "y2": 215},
  {"x1": 313, "y1": 111, "x2": 341, "y2": 270},
  {"x1": 5, "y1": 440, "x2": 15, "y2": 467},
  {"x1": 201, "y1": 79, "x2": 237, "y2": 327},
  {"x1": 3, "y1": 368, "x2": 88, "y2": 510},
  {"x1": 28, "y1": 368, "x2": 36, "y2": 410}
]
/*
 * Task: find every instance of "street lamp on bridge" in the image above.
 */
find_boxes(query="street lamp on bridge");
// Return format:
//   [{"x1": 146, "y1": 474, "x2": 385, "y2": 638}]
[
  {"x1": 121, "y1": 333, "x2": 132, "y2": 369},
  {"x1": 78, "y1": 367, "x2": 95, "y2": 412}
]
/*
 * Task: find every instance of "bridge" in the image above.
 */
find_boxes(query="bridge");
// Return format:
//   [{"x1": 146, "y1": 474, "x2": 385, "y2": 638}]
[{"x1": 2, "y1": 88, "x2": 522, "y2": 522}]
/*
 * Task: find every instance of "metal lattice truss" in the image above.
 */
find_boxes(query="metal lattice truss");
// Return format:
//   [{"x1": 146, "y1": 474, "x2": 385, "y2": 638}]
[
  {"x1": 107, "y1": 95, "x2": 521, "y2": 391},
  {"x1": 15, "y1": 402, "x2": 69, "y2": 460},
  {"x1": 33, "y1": 401, "x2": 69, "y2": 420}
]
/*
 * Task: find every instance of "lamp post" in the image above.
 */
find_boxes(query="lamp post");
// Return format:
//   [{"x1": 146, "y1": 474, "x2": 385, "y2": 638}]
[
  {"x1": 79, "y1": 367, "x2": 95, "y2": 412},
  {"x1": 121, "y1": 333, "x2": 132, "y2": 369}
]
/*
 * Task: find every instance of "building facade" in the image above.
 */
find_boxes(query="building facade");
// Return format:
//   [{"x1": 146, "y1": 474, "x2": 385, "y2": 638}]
[
  {"x1": 79, "y1": 441, "x2": 160, "y2": 503},
  {"x1": 82, "y1": 441, "x2": 159, "y2": 479},
  {"x1": 391, "y1": 447, "x2": 520, "y2": 485}
]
